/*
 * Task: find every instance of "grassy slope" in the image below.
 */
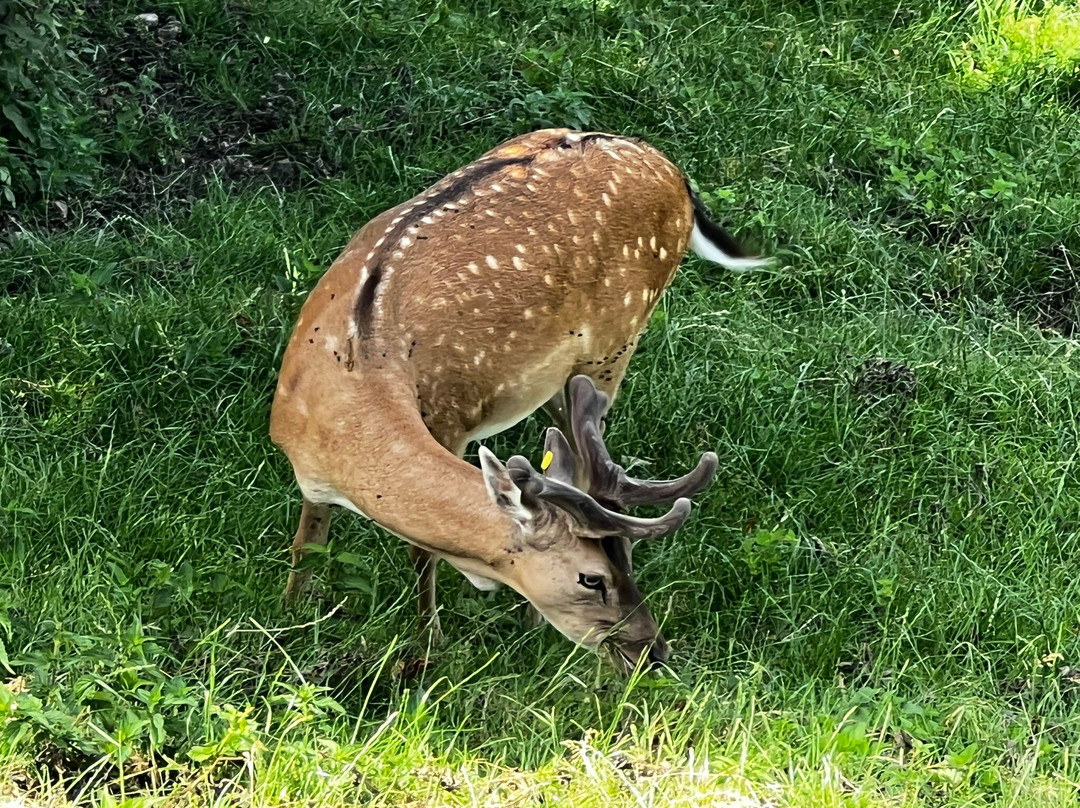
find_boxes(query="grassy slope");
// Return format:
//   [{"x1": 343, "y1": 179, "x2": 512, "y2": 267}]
[{"x1": 3, "y1": 0, "x2": 1080, "y2": 804}]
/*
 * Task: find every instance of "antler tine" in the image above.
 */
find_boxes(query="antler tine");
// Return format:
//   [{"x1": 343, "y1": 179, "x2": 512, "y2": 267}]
[
  {"x1": 615, "y1": 452, "x2": 719, "y2": 507},
  {"x1": 542, "y1": 427, "x2": 578, "y2": 485},
  {"x1": 568, "y1": 375, "x2": 719, "y2": 509},
  {"x1": 505, "y1": 456, "x2": 691, "y2": 541}
]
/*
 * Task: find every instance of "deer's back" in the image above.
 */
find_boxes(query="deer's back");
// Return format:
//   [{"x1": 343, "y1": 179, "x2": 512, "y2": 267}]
[{"x1": 275, "y1": 129, "x2": 694, "y2": 455}]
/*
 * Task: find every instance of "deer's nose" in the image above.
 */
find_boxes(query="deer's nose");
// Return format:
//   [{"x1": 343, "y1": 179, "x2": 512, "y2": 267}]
[{"x1": 647, "y1": 635, "x2": 670, "y2": 669}]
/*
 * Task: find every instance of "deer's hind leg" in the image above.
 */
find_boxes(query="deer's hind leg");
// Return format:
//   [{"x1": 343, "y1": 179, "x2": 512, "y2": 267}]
[{"x1": 285, "y1": 498, "x2": 333, "y2": 603}]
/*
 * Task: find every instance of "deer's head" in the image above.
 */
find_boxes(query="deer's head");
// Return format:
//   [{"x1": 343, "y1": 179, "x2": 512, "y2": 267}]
[{"x1": 478, "y1": 376, "x2": 717, "y2": 672}]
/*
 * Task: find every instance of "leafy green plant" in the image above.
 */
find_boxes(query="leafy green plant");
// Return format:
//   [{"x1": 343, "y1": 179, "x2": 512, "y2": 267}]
[
  {"x1": 510, "y1": 44, "x2": 594, "y2": 129},
  {"x1": 740, "y1": 527, "x2": 798, "y2": 576},
  {"x1": 0, "y1": 0, "x2": 97, "y2": 206},
  {"x1": 187, "y1": 704, "x2": 262, "y2": 769},
  {"x1": 954, "y1": 0, "x2": 1080, "y2": 89},
  {"x1": 2, "y1": 620, "x2": 200, "y2": 766}
]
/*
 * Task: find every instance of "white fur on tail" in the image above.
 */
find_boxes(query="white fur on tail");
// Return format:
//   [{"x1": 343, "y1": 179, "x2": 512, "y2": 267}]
[{"x1": 689, "y1": 222, "x2": 772, "y2": 272}]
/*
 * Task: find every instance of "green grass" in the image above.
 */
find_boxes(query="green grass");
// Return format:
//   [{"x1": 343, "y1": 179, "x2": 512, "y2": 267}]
[{"x1": 3, "y1": 0, "x2": 1080, "y2": 805}]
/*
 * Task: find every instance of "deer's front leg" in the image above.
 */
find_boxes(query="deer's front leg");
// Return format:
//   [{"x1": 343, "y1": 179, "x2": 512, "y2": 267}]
[
  {"x1": 544, "y1": 381, "x2": 609, "y2": 442},
  {"x1": 524, "y1": 603, "x2": 546, "y2": 629},
  {"x1": 285, "y1": 499, "x2": 333, "y2": 603},
  {"x1": 542, "y1": 383, "x2": 572, "y2": 437},
  {"x1": 408, "y1": 545, "x2": 442, "y2": 644}
]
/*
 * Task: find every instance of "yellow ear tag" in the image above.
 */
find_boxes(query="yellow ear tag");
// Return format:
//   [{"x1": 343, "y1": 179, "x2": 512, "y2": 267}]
[{"x1": 541, "y1": 450, "x2": 554, "y2": 471}]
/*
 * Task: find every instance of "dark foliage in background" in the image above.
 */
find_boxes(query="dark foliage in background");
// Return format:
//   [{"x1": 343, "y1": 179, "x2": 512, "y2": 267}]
[{"x1": 0, "y1": 0, "x2": 99, "y2": 206}]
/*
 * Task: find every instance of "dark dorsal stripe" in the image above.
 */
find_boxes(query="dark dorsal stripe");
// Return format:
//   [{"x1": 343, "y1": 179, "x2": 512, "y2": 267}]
[
  {"x1": 354, "y1": 154, "x2": 536, "y2": 343},
  {"x1": 355, "y1": 265, "x2": 381, "y2": 336}
]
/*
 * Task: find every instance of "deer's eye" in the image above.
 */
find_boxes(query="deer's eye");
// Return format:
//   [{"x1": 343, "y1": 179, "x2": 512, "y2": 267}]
[{"x1": 578, "y1": 574, "x2": 607, "y2": 602}]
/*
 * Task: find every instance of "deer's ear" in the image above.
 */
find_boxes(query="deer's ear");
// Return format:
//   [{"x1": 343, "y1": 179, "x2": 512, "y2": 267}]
[{"x1": 478, "y1": 446, "x2": 532, "y2": 525}]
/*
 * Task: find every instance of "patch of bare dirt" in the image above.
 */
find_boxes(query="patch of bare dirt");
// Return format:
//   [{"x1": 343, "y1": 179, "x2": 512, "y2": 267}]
[
  {"x1": 851, "y1": 357, "x2": 917, "y2": 405},
  {"x1": 2, "y1": 7, "x2": 343, "y2": 241},
  {"x1": 1006, "y1": 244, "x2": 1079, "y2": 336}
]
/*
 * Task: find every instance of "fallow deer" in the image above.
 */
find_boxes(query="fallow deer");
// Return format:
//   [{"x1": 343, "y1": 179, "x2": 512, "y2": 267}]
[{"x1": 269, "y1": 128, "x2": 769, "y2": 671}]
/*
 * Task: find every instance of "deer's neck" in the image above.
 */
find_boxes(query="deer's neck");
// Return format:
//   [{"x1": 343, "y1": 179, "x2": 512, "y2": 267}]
[{"x1": 291, "y1": 367, "x2": 515, "y2": 569}]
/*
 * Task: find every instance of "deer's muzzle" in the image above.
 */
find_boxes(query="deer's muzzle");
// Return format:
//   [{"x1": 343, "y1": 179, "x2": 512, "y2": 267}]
[{"x1": 608, "y1": 633, "x2": 670, "y2": 673}]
